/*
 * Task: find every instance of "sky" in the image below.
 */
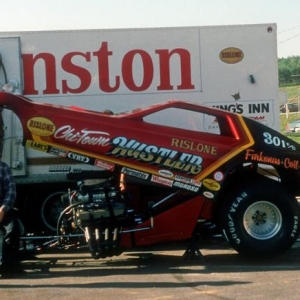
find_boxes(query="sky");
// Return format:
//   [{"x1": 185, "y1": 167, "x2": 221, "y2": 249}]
[{"x1": 1, "y1": 0, "x2": 299, "y2": 58}]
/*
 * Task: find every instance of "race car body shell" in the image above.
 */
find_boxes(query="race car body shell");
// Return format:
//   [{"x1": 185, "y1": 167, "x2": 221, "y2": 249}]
[{"x1": 0, "y1": 92, "x2": 299, "y2": 197}]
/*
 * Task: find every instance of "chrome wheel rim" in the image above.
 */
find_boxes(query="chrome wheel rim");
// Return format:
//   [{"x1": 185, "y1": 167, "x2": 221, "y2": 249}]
[{"x1": 243, "y1": 201, "x2": 282, "y2": 240}]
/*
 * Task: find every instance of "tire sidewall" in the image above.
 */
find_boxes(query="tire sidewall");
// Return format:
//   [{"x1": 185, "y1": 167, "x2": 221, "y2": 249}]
[
  {"x1": 220, "y1": 183, "x2": 299, "y2": 257},
  {"x1": 41, "y1": 191, "x2": 68, "y2": 232}
]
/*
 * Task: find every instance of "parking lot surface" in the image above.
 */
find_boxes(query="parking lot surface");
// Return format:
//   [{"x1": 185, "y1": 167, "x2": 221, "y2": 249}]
[{"x1": 1, "y1": 237, "x2": 300, "y2": 299}]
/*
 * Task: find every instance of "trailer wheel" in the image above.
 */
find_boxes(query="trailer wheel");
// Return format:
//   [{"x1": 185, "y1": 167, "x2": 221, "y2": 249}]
[
  {"x1": 220, "y1": 180, "x2": 300, "y2": 257},
  {"x1": 41, "y1": 191, "x2": 68, "y2": 232}
]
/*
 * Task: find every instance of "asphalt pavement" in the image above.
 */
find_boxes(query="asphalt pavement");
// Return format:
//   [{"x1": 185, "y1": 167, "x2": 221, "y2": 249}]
[{"x1": 1, "y1": 237, "x2": 300, "y2": 299}]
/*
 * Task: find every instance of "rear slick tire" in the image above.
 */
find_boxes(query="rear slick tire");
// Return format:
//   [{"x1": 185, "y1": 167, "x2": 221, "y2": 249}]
[{"x1": 220, "y1": 180, "x2": 300, "y2": 258}]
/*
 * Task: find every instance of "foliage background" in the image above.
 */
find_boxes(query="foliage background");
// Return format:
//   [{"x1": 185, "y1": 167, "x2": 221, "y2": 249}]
[
  {"x1": 279, "y1": 63, "x2": 300, "y2": 143},
  {"x1": 279, "y1": 56, "x2": 300, "y2": 86}
]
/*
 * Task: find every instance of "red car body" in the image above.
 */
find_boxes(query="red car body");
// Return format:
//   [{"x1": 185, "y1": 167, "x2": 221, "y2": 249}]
[{"x1": 0, "y1": 92, "x2": 299, "y2": 258}]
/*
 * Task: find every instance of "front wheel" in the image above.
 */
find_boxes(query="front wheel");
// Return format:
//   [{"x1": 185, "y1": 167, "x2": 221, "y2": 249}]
[{"x1": 220, "y1": 179, "x2": 300, "y2": 257}]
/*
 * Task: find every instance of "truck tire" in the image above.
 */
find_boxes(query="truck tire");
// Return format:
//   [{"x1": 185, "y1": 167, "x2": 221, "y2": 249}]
[
  {"x1": 41, "y1": 191, "x2": 68, "y2": 232},
  {"x1": 219, "y1": 179, "x2": 300, "y2": 257}
]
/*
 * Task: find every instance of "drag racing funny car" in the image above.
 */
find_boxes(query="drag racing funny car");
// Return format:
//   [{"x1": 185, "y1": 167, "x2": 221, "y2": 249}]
[{"x1": 0, "y1": 91, "x2": 300, "y2": 259}]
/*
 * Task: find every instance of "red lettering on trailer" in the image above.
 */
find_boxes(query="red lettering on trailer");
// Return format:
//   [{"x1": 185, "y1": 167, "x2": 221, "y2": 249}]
[
  {"x1": 92, "y1": 42, "x2": 119, "y2": 92},
  {"x1": 62, "y1": 52, "x2": 92, "y2": 93},
  {"x1": 22, "y1": 42, "x2": 195, "y2": 95},
  {"x1": 122, "y1": 50, "x2": 153, "y2": 91},
  {"x1": 23, "y1": 53, "x2": 59, "y2": 95},
  {"x1": 156, "y1": 49, "x2": 194, "y2": 90}
]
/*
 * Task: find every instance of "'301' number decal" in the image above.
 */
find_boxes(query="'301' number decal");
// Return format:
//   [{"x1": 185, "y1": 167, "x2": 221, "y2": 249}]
[{"x1": 263, "y1": 132, "x2": 296, "y2": 150}]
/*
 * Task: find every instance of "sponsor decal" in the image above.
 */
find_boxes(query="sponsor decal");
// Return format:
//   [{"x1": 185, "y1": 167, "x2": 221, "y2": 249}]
[
  {"x1": 54, "y1": 125, "x2": 110, "y2": 146},
  {"x1": 49, "y1": 166, "x2": 71, "y2": 172},
  {"x1": 203, "y1": 191, "x2": 214, "y2": 199},
  {"x1": 27, "y1": 117, "x2": 56, "y2": 136},
  {"x1": 110, "y1": 137, "x2": 203, "y2": 175},
  {"x1": 26, "y1": 140, "x2": 48, "y2": 152},
  {"x1": 263, "y1": 132, "x2": 297, "y2": 151},
  {"x1": 203, "y1": 179, "x2": 220, "y2": 191},
  {"x1": 283, "y1": 158, "x2": 300, "y2": 170},
  {"x1": 122, "y1": 167, "x2": 149, "y2": 180},
  {"x1": 219, "y1": 47, "x2": 244, "y2": 64},
  {"x1": 158, "y1": 169, "x2": 174, "y2": 178},
  {"x1": 49, "y1": 147, "x2": 68, "y2": 157},
  {"x1": 94, "y1": 159, "x2": 115, "y2": 171},
  {"x1": 67, "y1": 152, "x2": 90, "y2": 163},
  {"x1": 171, "y1": 138, "x2": 217, "y2": 155},
  {"x1": 245, "y1": 149, "x2": 280, "y2": 165},
  {"x1": 151, "y1": 175, "x2": 173, "y2": 187},
  {"x1": 175, "y1": 174, "x2": 201, "y2": 187},
  {"x1": 213, "y1": 171, "x2": 224, "y2": 182},
  {"x1": 173, "y1": 181, "x2": 199, "y2": 192}
]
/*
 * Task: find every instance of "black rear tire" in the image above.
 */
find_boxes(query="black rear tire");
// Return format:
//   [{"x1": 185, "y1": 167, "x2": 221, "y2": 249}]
[{"x1": 220, "y1": 179, "x2": 300, "y2": 257}]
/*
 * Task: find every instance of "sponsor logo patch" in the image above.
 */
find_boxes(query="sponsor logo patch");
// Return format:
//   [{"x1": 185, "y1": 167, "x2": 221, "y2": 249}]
[
  {"x1": 27, "y1": 117, "x2": 56, "y2": 136},
  {"x1": 151, "y1": 175, "x2": 173, "y2": 187},
  {"x1": 94, "y1": 159, "x2": 115, "y2": 171},
  {"x1": 26, "y1": 140, "x2": 48, "y2": 152},
  {"x1": 203, "y1": 179, "x2": 220, "y2": 191},
  {"x1": 67, "y1": 152, "x2": 90, "y2": 163},
  {"x1": 219, "y1": 47, "x2": 244, "y2": 64}
]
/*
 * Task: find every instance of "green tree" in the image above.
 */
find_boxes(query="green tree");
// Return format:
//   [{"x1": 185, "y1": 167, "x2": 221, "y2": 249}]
[{"x1": 279, "y1": 56, "x2": 300, "y2": 86}]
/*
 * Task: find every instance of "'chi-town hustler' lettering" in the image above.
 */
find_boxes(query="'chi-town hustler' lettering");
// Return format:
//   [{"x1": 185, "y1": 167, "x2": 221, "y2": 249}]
[
  {"x1": 54, "y1": 125, "x2": 110, "y2": 146},
  {"x1": 110, "y1": 137, "x2": 203, "y2": 175}
]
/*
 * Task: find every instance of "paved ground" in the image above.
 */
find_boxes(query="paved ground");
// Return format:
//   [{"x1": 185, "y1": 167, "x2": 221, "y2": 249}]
[{"x1": 1, "y1": 237, "x2": 300, "y2": 299}]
